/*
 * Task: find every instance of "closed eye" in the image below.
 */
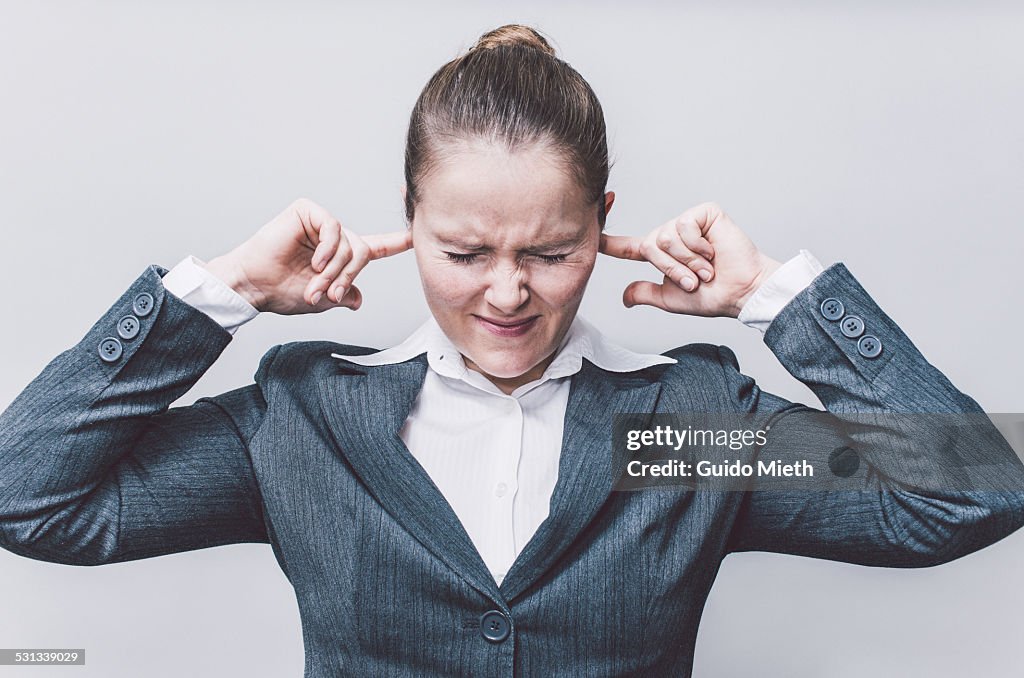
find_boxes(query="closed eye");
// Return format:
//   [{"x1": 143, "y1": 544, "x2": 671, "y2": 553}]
[
  {"x1": 444, "y1": 252, "x2": 570, "y2": 264},
  {"x1": 444, "y1": 252, "x2": 479, "y2": 264},
  {"x1": 536, "y1": 253, "x2": 569, "y2": 263}
]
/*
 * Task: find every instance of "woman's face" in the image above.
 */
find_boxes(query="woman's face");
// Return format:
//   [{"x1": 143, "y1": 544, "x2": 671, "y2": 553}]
[{"x1": 409, "y1": 139, "x2": 612, "y2": 392}]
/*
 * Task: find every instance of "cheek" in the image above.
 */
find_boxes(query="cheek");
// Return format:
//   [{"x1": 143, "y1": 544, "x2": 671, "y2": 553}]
[
  {"x1": 416, "y1": 259, "x2": 482, "y2": 308},
  {"x1": 532, "y1": 262, "x2": 595, "y2": 304}
]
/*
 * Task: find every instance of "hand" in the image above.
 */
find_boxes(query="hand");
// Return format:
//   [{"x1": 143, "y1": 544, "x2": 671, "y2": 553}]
[
  {"x1": 204, "y1": 198, "x2": 412, "y2": 315},
  {"x1": 599, "y1": 202, "x2": 781, "y2": 318}
]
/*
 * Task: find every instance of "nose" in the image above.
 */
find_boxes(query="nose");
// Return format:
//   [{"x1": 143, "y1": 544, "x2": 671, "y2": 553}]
[{"x1": 483, "y1": 263, "x2": 530, "y2": 314}]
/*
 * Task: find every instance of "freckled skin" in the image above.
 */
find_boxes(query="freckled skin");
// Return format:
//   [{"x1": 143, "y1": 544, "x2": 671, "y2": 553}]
[{"x1": 408, "y1": 139, "x2": 614, "y2": 395}]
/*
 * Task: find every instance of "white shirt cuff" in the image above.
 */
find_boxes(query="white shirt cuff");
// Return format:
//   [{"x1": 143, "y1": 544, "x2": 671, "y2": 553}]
[
  {"x1": 161, "y1": 255, "x2": 259, "y2": 335},
  {"x1": 737, "y1": 249, "x2": 825, "y2": 334}
]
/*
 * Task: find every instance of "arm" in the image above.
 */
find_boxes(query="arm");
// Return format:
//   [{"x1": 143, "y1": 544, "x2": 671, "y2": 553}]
[
  {"x1": 0, "y1": 264, "x2": 275, "y2": 565},
  {"x1": 600, "y1": 202, "x2": 1024, "y2": 565},
  {"x1": 0, "y1": 198, "x2": 413, "y2": 567},
  {"x1": 723, "y1": 262, "x2": 1024, "y2": 565}
]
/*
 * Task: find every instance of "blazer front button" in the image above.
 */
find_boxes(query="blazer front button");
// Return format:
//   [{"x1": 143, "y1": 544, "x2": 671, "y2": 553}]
[
  {"x1": 479, "y1": 610, "x2": 511, "y2": 643},
  {"x1": 133, "y1": 292, "x2": 155, "y2": 317},
  {"x1": 820, "y1": 298, "x2": 845, "y2": 321},
  {"x1": 840, "y1": 315, "x2": 865, "y2": 339},
  {"x1": 98, "y1": 337, "x2": 123, "y2": 363},
  {"x1": 857, "y1": 335, "x2": 883, "y2": 359}
]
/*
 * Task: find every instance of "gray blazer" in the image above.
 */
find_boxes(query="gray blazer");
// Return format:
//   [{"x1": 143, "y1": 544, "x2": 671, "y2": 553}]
[{"x1": 1, "y1": 261, "x2": 1023, "y2": 677}]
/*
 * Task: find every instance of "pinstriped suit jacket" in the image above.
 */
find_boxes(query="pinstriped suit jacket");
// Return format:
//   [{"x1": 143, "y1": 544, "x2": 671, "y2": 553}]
[{"x1": 1, "y1": 261, "x2": 1023, "y2": 677}]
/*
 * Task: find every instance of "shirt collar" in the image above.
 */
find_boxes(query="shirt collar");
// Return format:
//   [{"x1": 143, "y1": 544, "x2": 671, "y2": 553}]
[{"x1": 331, "y1": 315, "x2": 676, "y2": 385}]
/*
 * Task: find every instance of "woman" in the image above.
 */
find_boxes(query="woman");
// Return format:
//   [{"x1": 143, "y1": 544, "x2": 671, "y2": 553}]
[{"x1": 1, "y1": 24, "x2": 1022, "y2": 677}]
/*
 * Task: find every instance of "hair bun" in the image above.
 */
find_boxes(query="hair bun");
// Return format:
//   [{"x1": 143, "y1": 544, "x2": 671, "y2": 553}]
[{"x1": 471, "y1": 24, "x2": 555, "y2": 56}]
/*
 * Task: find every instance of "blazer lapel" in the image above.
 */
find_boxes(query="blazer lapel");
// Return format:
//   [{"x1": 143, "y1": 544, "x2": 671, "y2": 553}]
[
  {"x1": 498, "y1": 360, "x2": 662, "y2": 603},
  {"x1": 317, "y1": 353, "x2": 502, "y2": 601}
]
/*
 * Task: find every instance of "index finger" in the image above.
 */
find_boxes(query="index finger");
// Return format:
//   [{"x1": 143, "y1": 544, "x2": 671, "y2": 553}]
[
  {"x1": 599, "y1": 233, "x2": 645, "y2": 261},
  {"x1": 363, "y1": 229, "x2": 413, "y2": 260}
]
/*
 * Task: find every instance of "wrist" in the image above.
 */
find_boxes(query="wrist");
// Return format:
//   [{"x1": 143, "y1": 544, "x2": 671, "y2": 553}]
[
  {"x1": 732, "y1": 254, "x2": 782, "y2": 318},
  {"x1": 204, "y1": 254, "x2": 265, "y2": 311}
]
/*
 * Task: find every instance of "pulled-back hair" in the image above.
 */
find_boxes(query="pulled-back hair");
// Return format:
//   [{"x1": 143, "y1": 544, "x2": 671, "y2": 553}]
[{"x1": 404, "y1": 24, "x2": 612, "y2": 228}]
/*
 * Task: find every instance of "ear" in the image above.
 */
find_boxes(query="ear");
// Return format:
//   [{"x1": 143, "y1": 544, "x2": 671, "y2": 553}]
[
  {"x1": 604, "y1": 191, "x2": 616, "y2": 216},
  {"x1": 400, "y1": 185, "x2": 408, "y2": 202}
]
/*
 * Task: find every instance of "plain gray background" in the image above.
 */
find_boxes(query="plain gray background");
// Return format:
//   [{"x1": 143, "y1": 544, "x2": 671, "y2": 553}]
[{"x1": 1, "y1": 2, "x2": 1022, "y2": 676}]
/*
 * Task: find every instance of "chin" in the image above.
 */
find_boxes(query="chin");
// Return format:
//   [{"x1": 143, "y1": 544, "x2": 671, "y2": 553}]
[{"x1": 469, "y1": 350, "x2": 543, "y2": 380}]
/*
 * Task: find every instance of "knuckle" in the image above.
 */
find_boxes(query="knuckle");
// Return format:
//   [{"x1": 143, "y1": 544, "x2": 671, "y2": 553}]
[
  {"x1": 666, "y1": 264, "x2": 686, "y2": 282},
  {"x1": 655, "y1": 231, "x2": 675, "y2": 249},
  {"x1": 676, "y1": 218, "x2": 697, "y2": 236},
  {"x1": 335, "y1": 234, "x2": 352, "y2": 257},
  {"x1": 348, "y1": 236, "x2": 368, "y2": 259}
]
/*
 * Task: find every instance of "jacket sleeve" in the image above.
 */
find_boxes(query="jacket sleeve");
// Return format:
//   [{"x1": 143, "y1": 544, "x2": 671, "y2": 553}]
[
  {"x1": 0, "y1": 264, "x2": 274, "y2": 566},
  {"x1": 723, "y1": 262, "x2": 1024, "y2": 566}
]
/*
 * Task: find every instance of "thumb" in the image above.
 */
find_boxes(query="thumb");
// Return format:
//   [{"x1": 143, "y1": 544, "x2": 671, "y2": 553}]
[
  {"x1": 623, "y1": 281, "x2": 669, "y2": 311},
  {"x1": 334, "y1": 284, "x2": 363, "y2": 311}
]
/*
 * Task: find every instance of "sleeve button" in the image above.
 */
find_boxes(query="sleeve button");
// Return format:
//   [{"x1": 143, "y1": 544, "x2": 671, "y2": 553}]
[
  {"x1": 840, "y1": 315, "x2": 865, "y2": 338},
  {"x1": 117, "y1": 315, "x2": 140, "y2": 340},
  {"x1": 857, "y1": 334, "x2": 883, "y2": 359},
  {"x1": 133, "y1": 292, "x2": 155, "y2": 317},
  {"x1": 98, "y1": 337, "x2": 124, "y2": 363},
  {"x1": 820, "y1": 298, "x2": 845, "y2": 321}
]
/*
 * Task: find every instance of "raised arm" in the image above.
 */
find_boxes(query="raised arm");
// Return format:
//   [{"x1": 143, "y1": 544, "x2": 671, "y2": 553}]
[
  {"x1": 0, "y1": 198, "x2": 412, "y2": 566},
  {"x1": 721, "y1": 262, "x2": 1024, "y2": 564},
  {"x1": 603, "y1": 201, "x2": 1024, "y2": 565},
  {"x1": 0, "y1": 264, "x2": 274, "y2": 564}
]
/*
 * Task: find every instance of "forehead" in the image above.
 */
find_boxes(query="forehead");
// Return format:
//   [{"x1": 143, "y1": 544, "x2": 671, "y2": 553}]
[{"x1": 415, "y1": 140, "x2": 594, "y2": 246}]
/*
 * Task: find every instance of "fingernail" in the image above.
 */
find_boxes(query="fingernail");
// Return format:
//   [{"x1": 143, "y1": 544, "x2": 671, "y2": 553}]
[
  {"x1": 698, "y1": 269, "x2": 712, "y2": 281},
  {"x1": 311, "y1": 291, "x2": 322, "y2": 305},
  {"x1": 682, "y1": 277, "x2": 696, "y2": 291},
  {"x1": 334, "y1": 286, "x2": 346, "y2": 301}
]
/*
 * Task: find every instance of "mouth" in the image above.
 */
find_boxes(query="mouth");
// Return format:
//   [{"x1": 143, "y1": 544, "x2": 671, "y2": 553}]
[{"x1": 475, "y1": 315, "x2": 540, "y2": 338}]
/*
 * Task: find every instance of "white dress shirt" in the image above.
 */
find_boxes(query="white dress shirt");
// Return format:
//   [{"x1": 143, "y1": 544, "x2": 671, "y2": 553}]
[{"x1": 161, "y1": 249, "x2": 824, "y2": 584}]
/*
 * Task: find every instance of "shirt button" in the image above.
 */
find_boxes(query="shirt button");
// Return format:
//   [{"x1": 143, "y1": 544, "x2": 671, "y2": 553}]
[
  {"x1": 479, "y1": 610, "x2": 511, "y2": 643},
  {"x1": 495, "y1": 482, "x2": 508, "y2": 498}
]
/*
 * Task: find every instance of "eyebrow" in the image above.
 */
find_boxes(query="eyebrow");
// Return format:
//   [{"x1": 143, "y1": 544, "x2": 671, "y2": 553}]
[{"x1": 436, "y1": 234, "x2": 583, "y2": 253}]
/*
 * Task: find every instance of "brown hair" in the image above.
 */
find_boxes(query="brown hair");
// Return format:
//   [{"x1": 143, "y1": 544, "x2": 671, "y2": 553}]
[{"x1": 403, "y1": 24, "x2": 612, "y2": 228}]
